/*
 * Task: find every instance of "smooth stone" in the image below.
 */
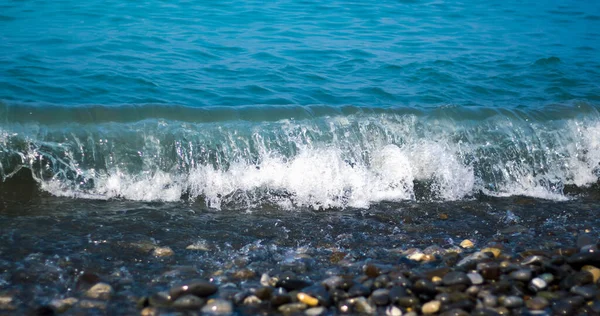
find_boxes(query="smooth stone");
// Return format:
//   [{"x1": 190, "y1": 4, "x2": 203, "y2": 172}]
[
  {"x1": 374, "y1": 274, "x2": 390, "y2": 289},
  {"x1": 50, "y1": 298, "x2": 78, "y2": 313},
  {"x1": 477, "y1": 262, "x2": 501, "y2": 280},
  {"x1": 388, "y1": 286, "x2": 407, "y2": 302},
  {"x1": 271, "y1": 294, "x2": 292, "y2": 307},
  {"x1": 152, "y1": 246, "x2": 174, "y2": 257},
  {"x1": 529, "y1": 277, "x2": 547, "y2": 292},
  {"x1": 172, "y1": 294, "x2": 205, "y2": 309},
  {"x1": 413, "y1": 279, "x2": 437, "y2": 295},
  {"x1": 364, "y1": 264, "x2": 380, "y2": 278},
  {"x1": 78, "y1": 299, "x2": 107, "y2": 309},
  {"x1": 85, "y1": 282, "x2": 113, "y2": 300},
  {"x1": 201, "y1": 299, "x2": 233, "y2": 315},
  {"x1": 371, "y1": 288, "x2": 390, "y2": 306},
  {"x1": 276, "y1": 278, "x2": 312, "y2": 292},
  {"x1": 460, "y1": 239, "x2": 475, "y2": 249},
  {"x1": 422, "y1": 300, "x2": 441, "y2": 314},
  {"x1": 443, "y1": 271, "x2": 471, "y2": 286},
  {"x1": 255, "y1": 286, "x2": 273, "y2": 300},
  {"x1": 140, "y1": 307, "x2": 159, "y2": 316},
  {"x1": 297, "y1": 293, "x2": 319, "y2": 307},
  {"x1": 386, "y1": 305, "x2": 403, "y2": 316},
  {"x1": 521, "y1": 255, "x2": 546, "y2": 266},
  {"x1": 348, "y1": 283, "x2": 370, "y2": 297},
  {"x1": 509, "y1": 269, "x2": 532, "y2": 282},
  {"x1": 321, "y1": 276, "x2": 343, "y2": 290},
  {"x1": 577, "y1": 233, "x2": 595, "y2": 248},
  {"x1": 305, "y1": 306, "x2": 326, "y2": 316},
  {"x1": 526, "y1": 297, "x2": 549, "y2": 310},
  {"x1": 570, "y1": 285, "x2": 597, "y2": 299},
  {"x1": 169, "y1": 280, "x2": 218, "y2": 299},
  {"x1": 567, "y1": 252, "x2": 600, "y2": 270},
  {"x1": 302, "y1": 285, "x2": 330, "y2": 306},
  {"x1": 0, "y1": 295, "x2": 16, "y2": 311},
  {"x1": 582, "y1": 265, "x2": 600, "y2": 283},
  {"x1": 351, "y1": 297, "x2": 375, "y2": 315},
  {"x1": 479, "y1": 293, "x2": 497, "y2": 308},
  {"x1": 329, "y1": 288, "x2": 349, "y2": 303},
  {"x1": 148, "y1": 292, "x2": 172, "y2": 307},
  {"x1": 467, "y1": 273, "x2": 484, "y2": 285},
  {"x1": 243, "y1": 295, "x2": 261, "y2": 305},
  {"x1": 260, "y1": 273, "x2": 272, "y2": 286},
  {"x1": 397, "y1": 296, "x2": 419, "y2": 307},
  {"x1": 501, "y1": 296, "x2": 523, "y2": 308},
  {"x1": 278, "y1": 302, "x2": 308, "y2": 314},
  {"x1": 480, "y1": 248, "x2": 501, "y2": 258},
  {"x1": 551, "y1": 301, "x2": 573, "y2": 315}
]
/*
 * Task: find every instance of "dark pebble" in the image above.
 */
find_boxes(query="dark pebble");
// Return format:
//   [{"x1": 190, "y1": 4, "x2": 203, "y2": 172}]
[
  {"x1": 471, "y1": 308, "x2": 502, "y2": 316},
  {"x1": 397, "y1": 296, "x2": 420, "y2": 308},
  {"x1": 413, "y1": 278, "x2": 437, "y2": 296},
  {"x1": 509, "y1": 269, "x2": 532, "y2": 282},
  {"x1": 254, "y1": 287, "x2": 272, "y2": 300},
  {"x1": 169, "y1": 280, "x2": 218, "y2": 300},
  {"x1": 276, "y1": 278, "x2": 312, "y2": 292},
  {"x1": 172, "y1": 295, "x2": 205, "y2": 309},
  {"x1": 567, "y1": 252, "x2": 600, "y2": 270},
  {"x1": 570, "y1": 285, "x2": 597, "y2": 299},
  {"x1": 148, "y1": 292, "x2": 172, "y2": 307},
  {"x1": 370, "y1": 288, "x2": 389, "y2": 306},
  {"x1": 478, "y1": 262, "x2": 500, "y2": 281},
  {"x1": 388, "y1": 286, "x2": 407, "y2": 302},
  {"x1": 442, "y1": 271, "x2": 471, "y2": 286},
  {"x1": 329, "y1": 288, "x2": 349, "y2": 303},
  {"x1": 576, "y1": 233, "x2": 594, "y2": 248},
  {"x1": 347, "y1": 283, "x2": 370, "y2": 298},
  {"x1": 32, "y1": 306, "x2": 56, "y2": 316},
  {"x1": 500, "y1": 295, "x2": 523, "y2": 308},
  {"x1": 525, "y1": 296, "x2": 549, "y2": 310},
  {"x1": 270, "y1": 294, "x2": 292, "y2": 307}
]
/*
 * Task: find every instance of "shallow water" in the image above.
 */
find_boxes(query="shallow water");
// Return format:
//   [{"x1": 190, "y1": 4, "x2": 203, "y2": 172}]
[{"x1": 1, "y1": 191, "x2": 599, "y2": 313}]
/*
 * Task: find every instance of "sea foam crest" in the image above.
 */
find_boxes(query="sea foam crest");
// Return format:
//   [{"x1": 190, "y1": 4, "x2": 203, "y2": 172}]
[{"x1": 1, "y1": 110, "x2": 599, "y2": 209}]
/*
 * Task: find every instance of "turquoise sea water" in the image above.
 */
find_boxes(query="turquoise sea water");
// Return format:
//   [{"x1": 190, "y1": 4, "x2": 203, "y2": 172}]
[{"x1": 1, "y1": 0, "x2": 600, "y2": 209}]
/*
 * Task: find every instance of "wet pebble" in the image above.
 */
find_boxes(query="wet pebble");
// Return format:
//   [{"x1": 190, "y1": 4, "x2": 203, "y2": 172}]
[
  {"x1": 278, "y1": 302, "x2": 307, "y2": 314},
  {"x1": 422, "y1": 300, "x2": 441, "y2": 314},
  {"x1": 500, "y1": 295, "x2": 523, "y2": 308},
  {"x1": 442, "y1": 271, "x2": 471, "y2": 286},
  {"x1": 529, "y1": 277, "x2": 547, "y2": 292},
  {"x1": 152, "y1": 246, "x2": 174, "y2": 257},
  {"x1": 526, "y1": 296, "x2": 549, "y2": 310},
  {"x1": 50, "y1": 298, "x2": 78, "y2": 313},
  {"x1": 570, "y1": 284, "x2": 597, "y2": 299},
  {"x1": 169, "y1": 280, "x2": 218, "y2": 299},
  {"x1": 297, "y1": 292, "x2": 319, "y2": 307},
  {"x1": 509, "y1": 269, "x2": 532, "y2": 282},
  {"x1": 277, "y1": 278, "x2": 312, "y2": 291},
  {"x1": 172, "y1": 294, "x2": 205, "y2": 309},
  {"x1": 148, "y1": 292, "x2": 171, "y2": 307},
  {"x1": 201, "y1": 299, "x2": 233, "y2": 315},
  {"x1": 85, "y1": 282, "x2": 113, "y2": 300},
  {"x1": 370, "y1": 288, "x2": 390, "y2": 306},
  {"x1": 305, "y1": 306, "x2": 326, "y2": 315},
  {"x1": 386, "y1": 305, "x2": 403, "y2": 316},
  {"x1": 467, "y1": 272, "x2": 484, "y2": 285},
  {"x1": 350, "y1": 297, "x2": 375, "y2": 315}
]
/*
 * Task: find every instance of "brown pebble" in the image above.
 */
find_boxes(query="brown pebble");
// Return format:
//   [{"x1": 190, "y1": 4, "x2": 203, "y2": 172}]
[
  {"x1": 232, "y1": 268, "x2": 256, "y2": 280},
  {"x1": 140, "y1": 307, "x2": 159, "y2": 316},
  {"x1": 439, "y1": 213, "x2": 449, "y2": 220},
  {"x1": 364, "y1": 264, "x2": 380, "y2": 278}
]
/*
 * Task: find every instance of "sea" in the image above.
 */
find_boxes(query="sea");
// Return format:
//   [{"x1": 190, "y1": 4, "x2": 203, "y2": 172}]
[{"x1": 0, "y1": 0, "x2": 599, "y2": 313}]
